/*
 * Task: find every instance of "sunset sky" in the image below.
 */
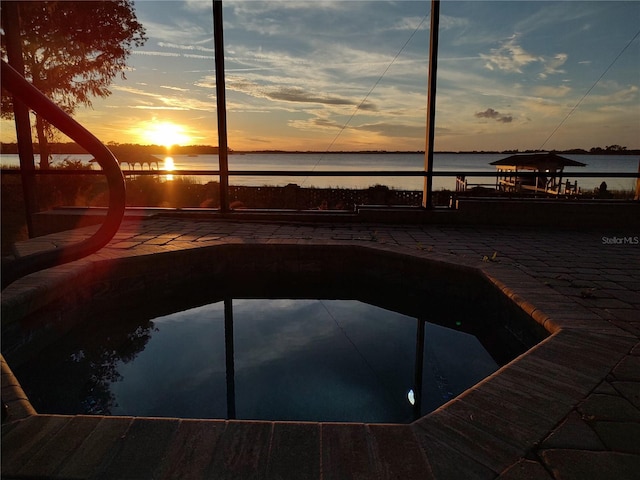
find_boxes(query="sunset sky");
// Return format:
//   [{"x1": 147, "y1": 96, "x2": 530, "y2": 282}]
[{"x1": 2, "y1": 0, "x2": 639, "y2": 151}]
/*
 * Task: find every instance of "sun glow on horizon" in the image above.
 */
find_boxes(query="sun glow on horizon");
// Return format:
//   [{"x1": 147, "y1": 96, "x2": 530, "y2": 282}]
[{"x1": 139, "y1": 121, "x2": 192, "y2": 148}]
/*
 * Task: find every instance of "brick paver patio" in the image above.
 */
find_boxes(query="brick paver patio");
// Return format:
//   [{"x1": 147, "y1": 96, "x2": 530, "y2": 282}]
[{"x1": 2, "y1": 215, "x2": 639, "y2": 479}]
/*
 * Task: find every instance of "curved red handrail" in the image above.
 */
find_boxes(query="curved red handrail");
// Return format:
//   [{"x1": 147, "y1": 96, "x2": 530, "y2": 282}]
[{"x1": 1, "y1": 60, "x2": 126, "y2": 289}]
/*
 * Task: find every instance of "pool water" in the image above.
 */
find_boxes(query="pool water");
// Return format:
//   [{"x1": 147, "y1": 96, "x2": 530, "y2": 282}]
[{"x1": 13, "y1": 298, "x2": 498, "y2": 423}]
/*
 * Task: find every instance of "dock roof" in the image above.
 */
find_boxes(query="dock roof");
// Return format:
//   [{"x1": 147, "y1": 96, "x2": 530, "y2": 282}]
[{"x1": 490, "y1": 153, "x2": 587, "y2": 169}]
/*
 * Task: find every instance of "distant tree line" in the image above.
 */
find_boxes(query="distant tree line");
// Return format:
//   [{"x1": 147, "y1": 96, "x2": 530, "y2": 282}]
[
  {"x1": 499, "y1": 146, "x2": 639, "y2": 155},
  {"x1": 587, "y1": 145, "x2": 635, "y2": 154},
  {"x1": 1, "y1": 142, "x2": 637, "y2": 156},
  {"x1": 0, "y1": 142, "x2": 219, "y2": 155}
]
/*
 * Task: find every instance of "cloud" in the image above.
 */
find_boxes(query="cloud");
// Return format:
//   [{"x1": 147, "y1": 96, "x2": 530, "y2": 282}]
[
  {"x1": 111, "y1": 85, "x2": 161, "y2": 97},
  {"x1": 354, "y1": 122, "x2": 426, "y2": 138},
  {"x1": 218, "y1": 74, "x2": 381, "y2": 112},
  {"x1": 129, "y1": 106, "x2": 190, "y2": 111},
  {"x1": 265, "y1": 86, "x2": 377, "y2": 111},
  {"x1": 157, "y1": 42, "x2": 214, "y2": 54},
  {"x1": 512, "y1": 2, "x2": 596, "y2": 36},
  {"x1": 480, "y1": 36, "x2": 542, "y2": 73},
  {"x1": 133, "y1": 49, "x2": 212, "y2": 61},
  {"x1": 310, "y1": 118, "x2": 342, "y2": 130},
  {"x1": 480, "y1": 37, "x2": 568, "y2": 81},
  {"x1": 111, "y1": 84, "x2": 214, "y2": 112},
  {"x1": 183, "y1": 0, "x2": 212, "y2": 13},
  {"x1": 440, "y1": 15, "x2": 471, "y2": 31},
  {"x1": 475, "y1": 108, "x2": 513, "y2": 123},
  {"x1": 532, "y1": 85, "x2": 571, "y2": 98},
  {"x1": 180, "y1": 53, "x2": 214, "y2": 60},
  {"x1": 539, "y1": 53, "x2": 568, "y2": 79},
  {"x1": 391, "y1": 15, "x2": 429, "y2": 32},
  {"x1": 266, "y1": 87, "x2": 354, "y2": 106},
  {"x1": 139, "y1": 18, "x2": 209, "y2": 45},
  {"x1": 229, "y1": 0, "x2": 357, "y2": 37},
  {"x1": 588, "y1": 85, "x2": 638, "y2": 105},
  {"x1": 160, "y1": 85, "x2": 189, "y2": 92},
  {"x1": 133, "y1": 50, "x2": 181, "y2": 58}
]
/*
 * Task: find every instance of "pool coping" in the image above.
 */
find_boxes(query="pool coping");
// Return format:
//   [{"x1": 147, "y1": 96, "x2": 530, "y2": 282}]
[{"x1": 2, "y1": 223, "x2": 639, "y2": 479}]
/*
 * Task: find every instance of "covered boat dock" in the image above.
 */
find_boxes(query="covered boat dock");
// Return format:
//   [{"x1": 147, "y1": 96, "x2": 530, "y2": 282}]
[{"x1": 491, "y1": 153, "x2": 586, "y2": 196}]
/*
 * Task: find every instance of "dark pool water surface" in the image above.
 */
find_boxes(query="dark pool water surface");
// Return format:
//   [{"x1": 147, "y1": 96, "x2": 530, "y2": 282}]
[{"x1": 16, "y1": 298, "x2": 499, "y2": 423}]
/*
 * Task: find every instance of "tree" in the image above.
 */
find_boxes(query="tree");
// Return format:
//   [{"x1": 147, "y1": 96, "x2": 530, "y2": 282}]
[
  {"x1": 605, "y1": 145, "x2": 627, "y2": 152},
  {"x1": 1, "y1": 1, "x2": 147, "y2": 168}
]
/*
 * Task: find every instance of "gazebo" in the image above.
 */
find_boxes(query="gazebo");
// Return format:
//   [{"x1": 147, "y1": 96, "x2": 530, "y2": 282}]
[
  {"x1": 91, "y1": 152, "x2": 163, "y2": 171},
  {"x1": 491, "y1": 153, "x2": 586, "y2": 195}
]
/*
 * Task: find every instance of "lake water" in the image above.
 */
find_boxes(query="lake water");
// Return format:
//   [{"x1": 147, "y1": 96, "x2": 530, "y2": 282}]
[{"x1": 2, "y1": 152, "x2": 638, "y2": 191}]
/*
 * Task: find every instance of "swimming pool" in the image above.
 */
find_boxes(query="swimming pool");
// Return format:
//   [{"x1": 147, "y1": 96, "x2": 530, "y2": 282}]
[
  {"x1": 11, "y1": 295, "x2": 508, "y2": 423},
  {"x1": 1, "y1": 244, "x2": 548, "y2": 423}
]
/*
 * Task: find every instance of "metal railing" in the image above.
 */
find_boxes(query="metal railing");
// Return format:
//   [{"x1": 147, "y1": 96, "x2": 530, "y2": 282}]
[
  {"x1": 1, "y1": 60, "x2": 126, "y2": 289},
  {"x1": 1, "y1": 167, "x2": 640, "y2": 178},
  {"x1": 3, "y1": 168, "x2": 635, "y2": 180},
  {"x1": 1, "y1": 167, "x2": 637, "y2": 210}
]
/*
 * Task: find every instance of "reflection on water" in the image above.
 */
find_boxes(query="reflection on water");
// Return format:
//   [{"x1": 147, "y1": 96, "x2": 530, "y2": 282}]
[
  {"x1": 163, "y1": 156, "x2": 174, "y2": 181},
  {"x1": 14, "y1": 318, "x2": 155, "y2": 416},
  {"x1": 14, "y1": 299, "x2": 498, "y2": 423}
]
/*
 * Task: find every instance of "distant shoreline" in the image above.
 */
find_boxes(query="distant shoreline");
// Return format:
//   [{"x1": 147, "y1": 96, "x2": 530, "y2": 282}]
[{"x1": 1, "y1": 142, "x2": 639, "y2": 156}]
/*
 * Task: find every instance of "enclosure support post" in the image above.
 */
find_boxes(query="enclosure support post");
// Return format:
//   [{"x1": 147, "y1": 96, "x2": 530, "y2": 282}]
[
  {"x1": 635, "y1": 159, "x2": 640, "y2": 200},
  {"x1": 224, "y1": 298, "x2": 236, "y2": 419},
  {"x1": 422, "y1": 0, "x2": 440, "y2": 209},
  {"x1": 413, "y1": 317, "x2": 426, "y2": 420},
  {"x1": 213, "y1": 0, "x2": 230, "y2": 212},
  {"x1": 3, "y1": 1, "x2": 38, "y2": 237}
]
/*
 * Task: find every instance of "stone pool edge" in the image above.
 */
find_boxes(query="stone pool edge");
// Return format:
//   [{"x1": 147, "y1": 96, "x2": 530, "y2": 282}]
[{"x1": 1, "y1": 240, "x2": 637, "y2": 478}]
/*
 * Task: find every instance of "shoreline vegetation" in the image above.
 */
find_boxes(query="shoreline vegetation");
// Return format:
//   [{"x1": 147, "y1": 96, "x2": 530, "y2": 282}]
[
  {"x1": 2, "y1": 142, "x2": 637, "y2": 254},
  {"x1": 2, "y1": 165, "x2": 636, "y2": 256},
  {"x1": 1, "y1": 142, "x2": 639, "y2": 156},
  {"x1": 0, "y1": 172, "x2": 445, "y2": 255}
]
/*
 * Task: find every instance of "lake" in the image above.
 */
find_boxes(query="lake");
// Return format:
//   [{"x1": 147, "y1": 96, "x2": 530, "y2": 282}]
[{"x1": 1, "y1": 152, "x2": 638, "y2": 192}]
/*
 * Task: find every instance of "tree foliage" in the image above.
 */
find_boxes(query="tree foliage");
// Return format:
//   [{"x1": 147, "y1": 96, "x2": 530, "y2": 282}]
[
  {"x1": 590, "y1": 145, "x2": 629, "y2": 154},
  {"x1": 1, "y1": 0, "x2": 147, "y2": 167}
]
